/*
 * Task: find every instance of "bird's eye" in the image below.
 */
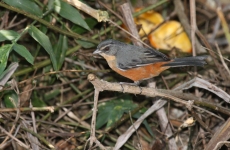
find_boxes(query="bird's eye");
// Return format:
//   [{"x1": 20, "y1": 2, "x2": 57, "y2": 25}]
[{"x1": 104, "y1": 47, "x2": 110, "y2": 51}]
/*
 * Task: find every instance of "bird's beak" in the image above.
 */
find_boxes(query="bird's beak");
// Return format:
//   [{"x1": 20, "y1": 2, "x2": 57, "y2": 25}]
[{"x1": 93, "y1": 49, "x2": 101, "y2": 54}]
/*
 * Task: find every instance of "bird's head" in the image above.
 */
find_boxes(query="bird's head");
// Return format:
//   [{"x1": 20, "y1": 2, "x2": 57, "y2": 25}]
[{"x1": 93, "y1": 39, "x2": 124, "y2": 56}]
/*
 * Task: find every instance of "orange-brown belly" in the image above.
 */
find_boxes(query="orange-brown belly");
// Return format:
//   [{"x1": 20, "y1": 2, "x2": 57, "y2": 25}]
[
  {"x1": 111, "y1": 62, "x2": 170, "y2": 81},
  {"x1": 101, "y1": 53, "x2": 170, "y2": 81}
]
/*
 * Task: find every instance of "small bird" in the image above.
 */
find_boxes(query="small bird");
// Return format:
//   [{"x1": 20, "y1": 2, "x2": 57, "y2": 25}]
[{"x1": 93, "y1": 39, "x2": 206, "y2": 84}]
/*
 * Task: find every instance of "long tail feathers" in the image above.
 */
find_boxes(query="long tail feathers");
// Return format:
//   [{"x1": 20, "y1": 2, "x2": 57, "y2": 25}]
[{"x1": 163, "y1": 56, "x2": 207, "y2": 67}]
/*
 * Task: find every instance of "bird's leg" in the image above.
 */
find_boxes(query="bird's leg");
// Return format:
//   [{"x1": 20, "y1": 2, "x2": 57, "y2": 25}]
[
  {"x1": 119, "y1": 82, "x2": 136, "y2": 93},
  {"x1": 119, "y1": 83, "x2": 124, "y2": 93},
  {"x1": 134, "y1": 81, "x2": 142, "y2": 95}
]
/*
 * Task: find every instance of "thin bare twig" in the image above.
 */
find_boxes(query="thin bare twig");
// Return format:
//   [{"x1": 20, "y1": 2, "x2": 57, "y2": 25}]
[
  {"x1": 190, "y1": 0, "x2": 197, "y2": 55},
  {"x1": 215, "y1": 43, "x2": 230, "y2": 77},
  {"x1": 88, "y1": 88, "x2": 106, "y2": 149},
  {"x1": 119, "y1": 3, "x2": 142, "y2": 46},
  {"x1": 0, "y1": 126, "x2": 30, "y2": 149}
]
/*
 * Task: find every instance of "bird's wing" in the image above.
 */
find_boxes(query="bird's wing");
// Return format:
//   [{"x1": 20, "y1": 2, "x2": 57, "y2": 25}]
[{"x1": 116, "y1": 47, "x2": 170, "y2": 70}]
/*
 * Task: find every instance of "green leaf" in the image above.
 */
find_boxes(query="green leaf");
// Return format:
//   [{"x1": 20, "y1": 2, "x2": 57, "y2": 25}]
[
  {"x1": 4, "y1": 90, "x2": 19, "y2": 108},
  {"x1": 96, "y1": 96, "x2": 137, "y2": 129},
  {"x1": 28, "y1": 25, "x2": 58, "y2": 71},
  {"x1": 13, "y1": 44, "x2": 34, "y2": 65},
  {"x1": 47, "y1": 0, "x2": 55, "y2": 11},
  {"x1": 54, "y1": 35, "x2": 68, "y2": 70},
  {"x1": 32, "y1": 98, "x2": 47, "y2": 107},
  {"x1": 44, "y1": 89, "x2": 60, "y2": 101},
  {"x1": 76, "y1": 40, "x2": 95, "y2": 49},
  {"x1": 0, "y1": 62, "x2": 18, "y2": 89},
  {"x1": 54, "y1": 0, "x2": 90, "y2": 30},
  {"x1": 106, "y1": 106, "x2": 124, "y2": 127},
  {"x1": 3, "y1": 0, "x2": 42, "y2": 16},
  {"x1": 133, "y1": 109, "x2": 154, "y2": 137},
  {"x1": 0, "y1": 30, "x2": 19, "y2": 42},
  {"x1": 72, "y1": 18, "x2": 97, "y2": 34},
  {"x1": 32, "y1": 92, "x2": 47, "y2": 107},
  {"x1": 0, "y1": 44, "x2": 12, "y2": 75}
]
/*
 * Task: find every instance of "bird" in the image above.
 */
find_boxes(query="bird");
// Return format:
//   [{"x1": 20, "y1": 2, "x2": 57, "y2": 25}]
[{"x1": 93, "y1": 39, "x2": 207, "y2": 84}]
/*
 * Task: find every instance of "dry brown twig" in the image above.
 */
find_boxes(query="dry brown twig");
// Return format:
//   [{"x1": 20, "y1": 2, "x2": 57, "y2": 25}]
[
  {"x1": 215, "y1": 43, "x2": 230, "y2": 77},
  {"x1": 190, "y1": 0, "x2": 197, "y2": 56},
  {"x1": 205, "y1": 118, "x2": 230, "y2": 150},
  {"x1": 0, "y1": 126, "x2": 30, "y2": 149},
  {"x1": 64, "y1": 0, "x2": 109, "y2": 22},
  {"x1": 87, "y1": 88, "x2": 106, "y2": 150},
  {"x1": 88, "y1": 74, "x2": 227, "y2": 119},
  {"x1": 174, "y1": 77, "x2": 230, "y2": 103},
  {"x1": 0, "y1": 107, "x2": 54, "y2": 113},
  {"x1": 119, "y1": 3, "x2": 142, "y2": 47}
]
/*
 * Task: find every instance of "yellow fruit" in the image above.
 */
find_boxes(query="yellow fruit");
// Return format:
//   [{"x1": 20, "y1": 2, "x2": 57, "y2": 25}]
[
  {"x1": 134, "y1": 10, "x2": 164, "y2": 36},
  {"x1": 148, "y1": 21, "x2": 192, "y2": 53}
]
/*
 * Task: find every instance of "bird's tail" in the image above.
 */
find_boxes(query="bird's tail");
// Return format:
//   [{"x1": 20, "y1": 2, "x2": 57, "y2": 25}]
[{"x1": 163, "y1": 56, "x2": 207, "y2": 67}]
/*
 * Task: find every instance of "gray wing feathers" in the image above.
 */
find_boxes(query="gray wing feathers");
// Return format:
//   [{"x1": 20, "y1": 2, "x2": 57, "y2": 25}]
[{"x1": 116, "y1": 46, "x2": 170, "y2": 70}]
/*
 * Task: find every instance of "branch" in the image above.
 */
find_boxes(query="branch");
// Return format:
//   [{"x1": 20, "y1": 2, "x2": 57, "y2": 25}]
[{"x1": 88, "y1": 74, "x2": 230, "y2": 117}]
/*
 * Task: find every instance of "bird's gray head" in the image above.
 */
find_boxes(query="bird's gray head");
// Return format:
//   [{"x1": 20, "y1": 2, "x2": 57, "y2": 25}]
[{"x1": 93, "y1": 39, "x2": 125, "y2": 56}]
